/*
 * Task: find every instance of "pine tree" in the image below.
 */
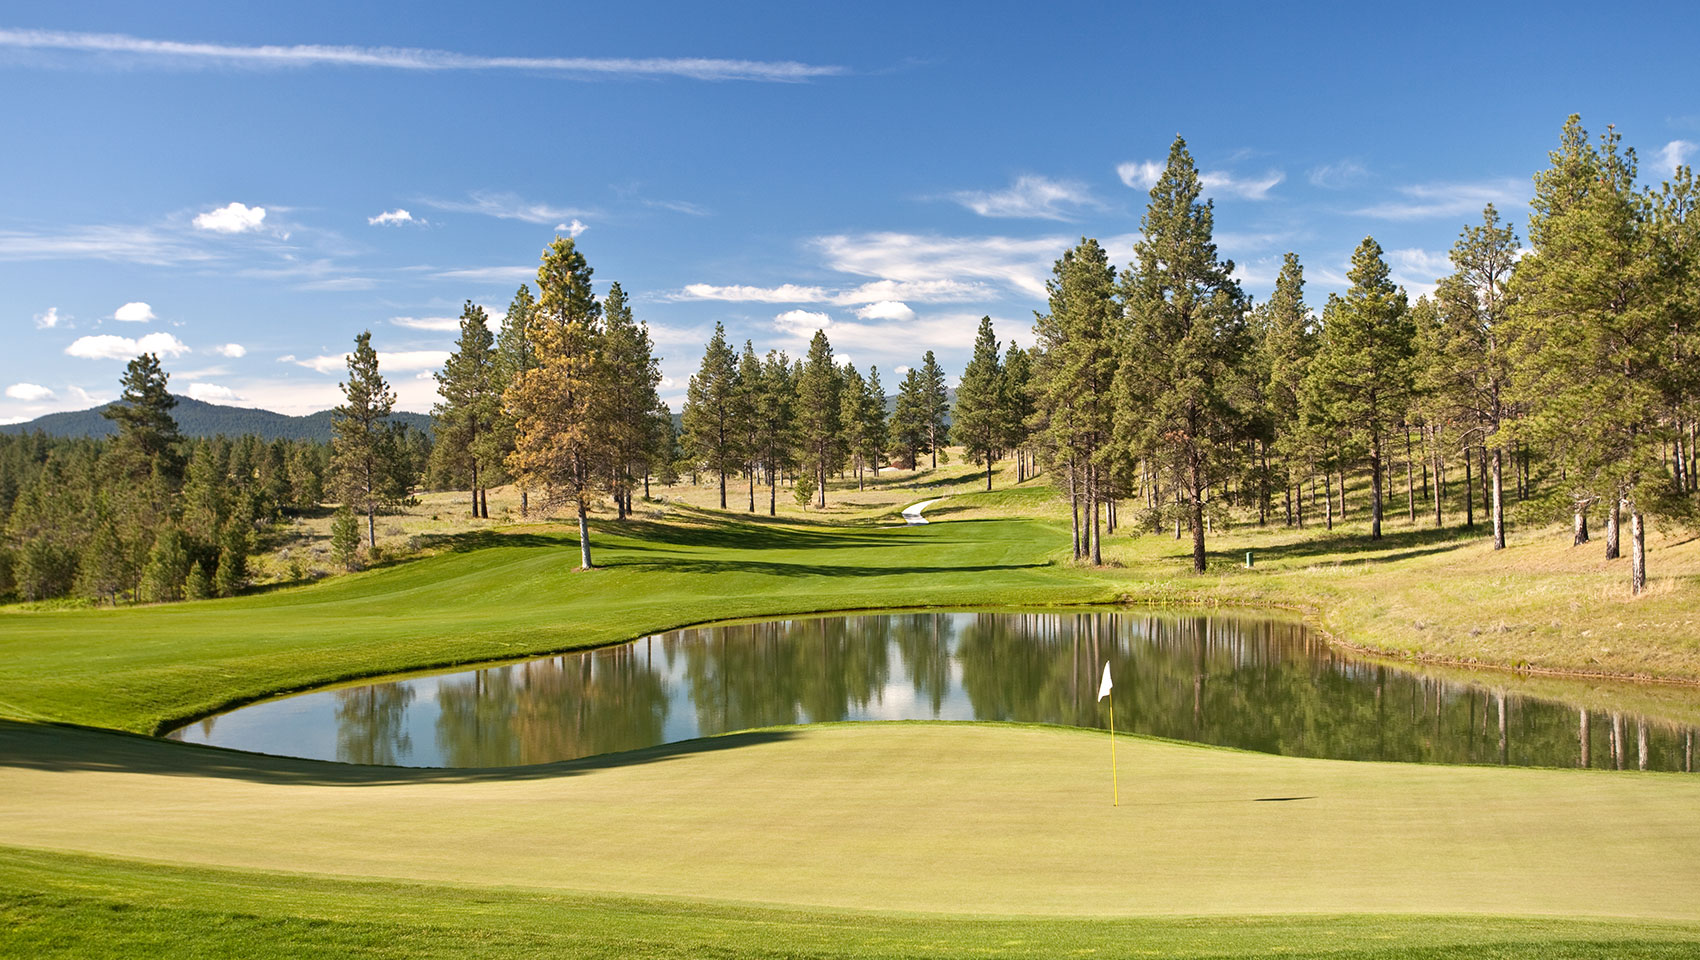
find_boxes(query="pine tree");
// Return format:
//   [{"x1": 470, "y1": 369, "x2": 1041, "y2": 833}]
[
  {"x1": 1511, "y1": 116, "x2": 1674, "y2": 592},
  {"x1": 332, "y1": 331, "x2": 401, "y2": 548},
  {"x1": 753, "y1": 350, "x2": 797, "y2": 515},
  {"x1": 494, "y1": 284, "x2": 539, "y2": 516},
  {"x1": 1001, "y1": 344, "x2": 1035, "y2": 482},
  {"x1": 184, "y1": 560, "x2": 211, "y2": 601},
  {"x1": 330, "y1": 503, "x2": 361, "y2": 571},
  {"x1": 736, "y1": 342, "x2": 765, "y2": 509},
  {"x1": 600, "y1": 283, "x2": 664, "y2": 518},
  {"x1": 919, "y1": 351, "x2": 951, "y2": 469},
  {"x1": 891, "y1": 366, "x2": 931, "y2": 470},
  {"x1": 954, "y1": 316, "x2": 1007, "y2": 490},
  {"x1": 1432, "y1": 206, "x2": 1520, "y2": 549},
  {"x1": 1256, "y1": 253, "x2": 1316, "y2": 528},
  {"x1": 859, "y1": 365, "x2": 889, "y2": 481},
  {"x1": 1037, "y1": 238, "x2": 1118, "y2": 563},
  {"x1": 433, "y1": 301, "x2": 499, "y2": 519},
  {"x1": 796, "y1": 330, "x2": 842, "y2": 508},
  {"x1": 1303, "y1": 237, "x2": 1414, "y2": 541},
  {"x1": 682, "y1": 322, "x2": 742, "y2": 510},
  {"x1": 505, "y1": 235, "x2": 607, "y2": 569},
  {"x1": 1117, "y1": 136, "x2": 1250, "y2": 569},
  {"x1": 102, "y1": 352, "x2": 185, "y2": 485}
]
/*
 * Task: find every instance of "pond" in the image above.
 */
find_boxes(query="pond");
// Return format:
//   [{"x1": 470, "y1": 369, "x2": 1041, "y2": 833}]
[{"x1": 169, "y1": 609, "x2": 1700, "y2": 770}]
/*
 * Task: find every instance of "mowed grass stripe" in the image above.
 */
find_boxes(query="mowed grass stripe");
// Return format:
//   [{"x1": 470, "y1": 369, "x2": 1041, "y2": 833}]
[{"x1": 3, "y1": 721, "x2": 1697, "y2": 919}]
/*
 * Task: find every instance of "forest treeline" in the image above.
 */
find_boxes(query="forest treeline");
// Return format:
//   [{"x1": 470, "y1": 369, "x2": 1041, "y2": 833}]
[
  {"x1": 647, "y1": 115, "x2": 1697, "y2": 593},
  {"x1": 0, "y1": 351, "x2": 431, "y2": 604}
]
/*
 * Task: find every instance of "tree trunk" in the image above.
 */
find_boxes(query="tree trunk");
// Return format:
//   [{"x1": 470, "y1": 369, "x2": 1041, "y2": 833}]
[
  {"x1": 1631, "y1": 510, "x2": 1647, "y2": 595},
  {"x1": 1605, "y1": 499, "x2": 1620, "y2": 560},
  {"x1": 1464, "y1": 446, "x2": 1474, "y2": 528},
  {"x1": 986, "y1": 455, "x2": 993, "y2": 491},
  {"x1": 1579, "y1": 709, "x2": 1590, "y2": 768},
  {"x1": 481, "y1": 486, "x2": 489, "y2": 519},
  {"x1": 1404, "y1": 426, "x2": 1416, "y2": 523},
  {"x1": 1068, "y1": 458, "x2": 1081, "y2": 559},
  {"x1": 471, "y1": 462, "x2": 479, "y2": 517},
  {"x1": 1369, "y1": 433, "x2": 1384, "y2": 540},
  {"x1": 718, "y1": 468, "x2": 727, "y2": 510},
  {"x1": 577, "y1": 499, "x2": 593, "y2": 569},
  {"x1": 520, "y1": 490, "x2": 529, "y2": 518},
  {"x1": 749, "y1": 462, "x2": 756, "y2": 512},
  {"x1": 1190, "y1": 452, "x2": 1206, "y2": 573},
  {"x1": 1491, "y1": 447, "x2": 1505, "y2": 550},
  {"x1": 1337, "y1": 466, "x2": 1346, "y2": 520},
  {"x1": 1573, "y1": 505, "x2": 1590, "y2": 545},
  {"x1": 367, "y1": 503, "x2": 376, "y2": 548},
  {"x1": 1324, "y1": 471, "x2": 1334, "y2": 531},
  {"x1": 769, "y1": 467, "x2": 776, "y2": 517}
]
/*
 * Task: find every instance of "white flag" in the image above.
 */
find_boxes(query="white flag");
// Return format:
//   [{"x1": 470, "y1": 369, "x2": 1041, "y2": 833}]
[{"x1": 1097, "y1": 661, "x2": 1113, "y2": 701}]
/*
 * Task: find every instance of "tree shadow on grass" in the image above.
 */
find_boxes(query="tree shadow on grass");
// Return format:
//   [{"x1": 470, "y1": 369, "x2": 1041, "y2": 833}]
[
  {"x1": 0, "y1": 719, "x2": 798, "y2": 788},
  {"x1": 1221, "y1": 526, "x2": 1479, "y2": 567}
]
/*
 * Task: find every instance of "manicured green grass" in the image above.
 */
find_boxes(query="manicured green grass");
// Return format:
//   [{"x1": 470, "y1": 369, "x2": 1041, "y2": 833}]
[
  {"x1": 7, "y1": 847, "x2": 1699, "y2": 960},
  {"x1": 3, "y1": 721, "x2": 1699, "y2": 956}
]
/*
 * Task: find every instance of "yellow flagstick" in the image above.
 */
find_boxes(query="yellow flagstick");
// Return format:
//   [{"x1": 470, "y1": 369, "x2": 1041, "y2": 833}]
[{"x1": 1109, "y1": 684, "x2": 1118, "y2": 807}]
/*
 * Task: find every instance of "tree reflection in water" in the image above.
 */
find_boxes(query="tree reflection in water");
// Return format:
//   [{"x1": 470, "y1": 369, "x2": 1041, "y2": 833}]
[{"x1": 189, "y1": 611, "x2": 1700, "y2": 770}]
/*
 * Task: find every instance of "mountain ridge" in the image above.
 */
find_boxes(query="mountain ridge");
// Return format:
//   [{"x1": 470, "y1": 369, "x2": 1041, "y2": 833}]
[{"x1": 0, "y1": 396, "x2": 433, "y2": 443}]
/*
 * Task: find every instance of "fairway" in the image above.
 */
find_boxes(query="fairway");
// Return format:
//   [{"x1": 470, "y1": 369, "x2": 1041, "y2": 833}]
[{"x1": 3, "y1": 720, "x2": 1697, "y2": 919}]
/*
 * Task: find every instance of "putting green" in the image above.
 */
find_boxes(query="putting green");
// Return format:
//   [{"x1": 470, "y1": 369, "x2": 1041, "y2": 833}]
[{"x1": 3, "y1": 720, "x2": 1696, "y2": 919}]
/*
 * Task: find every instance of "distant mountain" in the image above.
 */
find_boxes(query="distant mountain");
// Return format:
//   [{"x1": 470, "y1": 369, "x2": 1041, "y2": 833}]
[{"x1": 0, "y1": 396, "x2": 433, "y2": 443}]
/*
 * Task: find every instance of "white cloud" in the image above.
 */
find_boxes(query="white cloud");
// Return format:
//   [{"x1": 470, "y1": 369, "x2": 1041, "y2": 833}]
[
  {"x1": 187, "y1": 382, "x2": 243, "y2": 403},
  {"x1": 1388, "y1": 247, "x2": 1449, "y2": 298},
  {"x1": 389, "y1": 316, "x2": 463, "y2": 332},
  {"x1": 675, "y1": 283, "x2": 830, "y2": 303},
  {"x1": 6, "y1": 383, "x2": 55, "y2": 402},
  {"x1": 213, "y1": 343, "x2": 247, "y2": 358},
  {"x1": 835, "y1": 279, "x2": 994, "y2": 304},
  {"x1": 432, "y1": 265, "x2": 536, "y2": 283},
  {"x1": 644, "y1": 198, "x2": 711, "y2": 216},
  {"x1": 113, "y1": 301, "x2": 156, "y2": 323},
  {"x1": 193, "y1": 201, "x2": 267, "y2": 233},
  {"x1": 1116, "y1": 161, "x2": 1164, "y2": 190},
  {"x1": 814, "y1": 232, "x2": 1067, "y2": 299},
  {"x1": 774, "y1": 309, "x2": 833, "y2": 335},
  {"x1": 1357, "y1": 179, "x2": 1525, "y2": 220},
  {"x1": 0, "y1": 225, "x2": 215, "y2": 265},
  {"x1": 64, "y1": 331, "x2": 190, "y2": 360},
  {"x1": 0, "y1": 27, "x2": 844, "y2": 82},
  {"x1": 367, "y1": 208, "x2": 416, "y2": 226},
  {"x1": 33, "y1": 307, "x2": 61, "y2": 329},
  {"x1": 854, "y1": 300, "x2": 914, "y2": 321},
  {"x1": 1199, "y1": 169, "x2": 1284, "y2": 200},
  {"x1": 1120, "y1": 160, "x2": 1283, "y2": 200},
  {"x1": 951, "y1": 175, "x2": 1096, "y2": 220},
  {"x1": 1657, "y1": 140, "x2": 1697, "y2": 174},
  {"x1": 294, "y1": 350, "x2": 450, "y2": 375},
  {"x1": 67, "y1": 385, "x2": 110, "y2": 406},
  {"x1": 423, "y1": 191, "x2": 589, "y2": 225},
  {"x1": 894, "y1": 365, "x2": 911, "y2": 376},
  {"x1": 555, "y1": 219, "x2": 588, "y2": 237},
  {"x1": 1308, "y1": 159, "x2": 1369, "y2": 188}
]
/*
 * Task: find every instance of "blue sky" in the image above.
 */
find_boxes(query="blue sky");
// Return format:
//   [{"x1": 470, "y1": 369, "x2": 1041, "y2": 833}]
[{"x1": 3, "y1": 1, "x2": 1698, "y2": 419}]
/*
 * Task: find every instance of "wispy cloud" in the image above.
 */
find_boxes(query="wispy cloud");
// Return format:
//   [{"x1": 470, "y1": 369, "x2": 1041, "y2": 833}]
[
  {"x1": 64, "y1": 331, "x2": 190, "y2": 360},
  {"x1": 1356, "y1": 178, "x2": 1525, "y2": 220},
  {"x1": 293, "y1": 350, "x2": 449, "y2": 376},
  {"x1": 555, "y1": 219, "x2": 588, "y2": 237},
  {"x1": 0, "y1": 28, "x2": 845, "y2": 82},
  {"x1": 422, "y1": 191, "x2": 591, "y2": 225},
  {"x1": 1388, "y1": 247, "x2": 1450, "y2": 297},
  {"x1": 193, "y1": 201, "x2": 267, "y2": 233},
  {"x1": 771, "y1": 308, "x2": 1007, "y2": 360},
  {"x1": 854, "y1": 300, "x2": 914, "y2": 321},
  {"x1": 432, "y1": 265, "x2": 536, "y2": 283},
  {"x1": 1119, "y1": 160, "x2": 1283, "y2": 200},
  {"x1": 951, "y1": 175, "x2": 1096, "y2": 221},
  {"x1": 1657, "y1": 139, "x2": 1697, "y2": 174},
  {"x1": 213, "y1": 343, "x2": 246, "y2": 358},
  {"x1": 814, "y1": 232, "x2": 1067, "y2": 299},
  {"x1": 643, "y1": 198, "x2": 711, "y2": 216},
  {"x1": 389, "y1": 316, "x2": 463, "y2": 332},
  {"x1": 1308, "y1": 159, "x2": 1369, "y2": 189},
  {"x1": 33, "y1": 307, "x2": 62, "y2": 329},
  {"x1": 0, "y1": 225, "x2": 216, "y2": 265},
  {"x1": 673, "y1": 283, "x2": 830, "y2": 303},
  {"x1": 186, "y1": 382, "x2": 244, "y2": 403}
]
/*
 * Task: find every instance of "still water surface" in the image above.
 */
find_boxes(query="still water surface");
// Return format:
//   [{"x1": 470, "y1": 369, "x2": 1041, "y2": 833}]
[{"x1": 170, "y1": 610, "x2": 1700, "y2": 770}]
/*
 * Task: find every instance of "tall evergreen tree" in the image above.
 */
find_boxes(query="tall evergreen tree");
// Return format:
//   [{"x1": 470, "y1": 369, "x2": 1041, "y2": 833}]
[
  {"x1": 859, "y1": 365, "x2": 889, "y2": 481},
  {"x1": 600, "y1": 282, "x2": 664, "y2": 518},
  {"x1": 505, "y1": 235, "x2": 606, "y2": 569},
  {"x1": 1432, "y1": 206, "x2": 1520, "y2": 549},
  {"x1": 332, "y1": 331, "x2": 401, "y2": 548},
  {"x1": 1117, "y1": 136, "x2": 1248, "y2": 571},
  {"x1": 891, "y1": 366, "x2": 932, "y2": 470},
  {"x1": 838, "y1": 362, "x2": 872, "y2": 490},
  {"x1": 1255, "y1": 253, "x2": 1316, "y2": 527},
  {"x1": 432, "y1": 301, "x2": 499, "y2": 518},
  {"x1": 796, "y1": 330, "x2": 842, "y2": 508},
  {"x1": 736, "y1": 342, "x2": 765, "y2": 510},
  {"x1": 953, "y1": 316, "x2": 1007, "y2": 490},
  {"x1": 1303, "y1": 237, "x2": 1414, "y2": 541},
  {"x1": 919, "y1": 351, "x2": 951, "y2": 469},
  {"x1": 681, "y1": 322, "x2": 742, "y2": 510},
  {"x1": 494, "y1": 283, "x2": 539, "y2": 516},
  {"x1": 753, "y1": 350, "x2": 797, "y2": 515},
  {"x1": 1002, "y1": 343, "x2": 1035, "y2": 482}
]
